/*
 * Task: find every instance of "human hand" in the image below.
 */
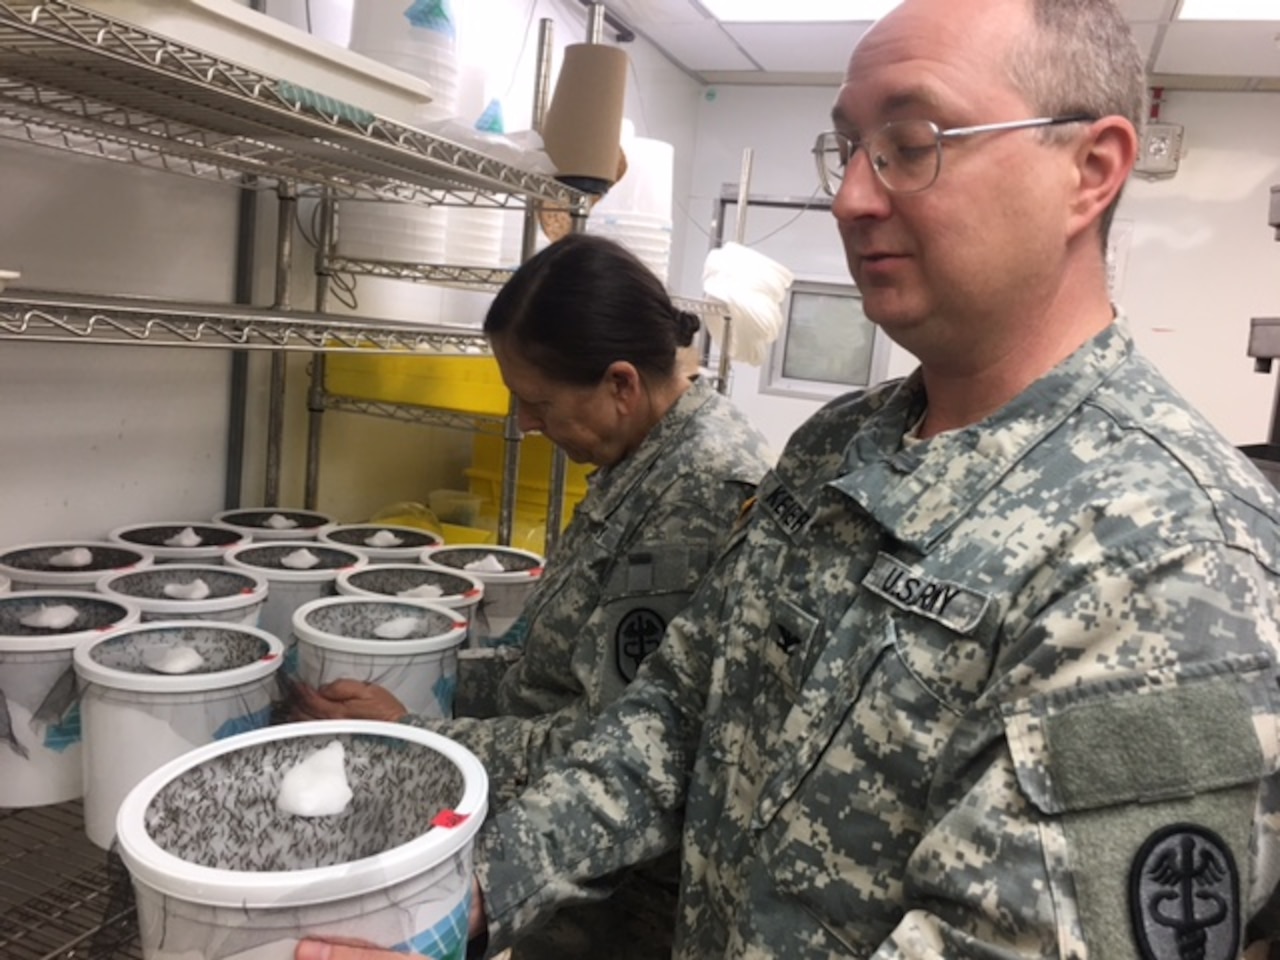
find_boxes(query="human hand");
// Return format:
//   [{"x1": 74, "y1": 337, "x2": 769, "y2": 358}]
[{"x1": 290, "y1": 679, "x2": 408, "y2": 723}]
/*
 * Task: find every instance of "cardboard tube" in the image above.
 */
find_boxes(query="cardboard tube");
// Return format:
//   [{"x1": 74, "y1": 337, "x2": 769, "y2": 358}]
[{"x1": 541, "y1": 43, "x2": 629, "y2": 191}]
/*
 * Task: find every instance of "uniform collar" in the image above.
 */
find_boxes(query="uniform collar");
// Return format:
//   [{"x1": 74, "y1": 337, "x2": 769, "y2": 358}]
[
  {"x1": 830, "y1": 318, "x2": 1135, "y2": 552},
  {"x1": 584, "y1": 376, "x2": 715, "y2": 521}
]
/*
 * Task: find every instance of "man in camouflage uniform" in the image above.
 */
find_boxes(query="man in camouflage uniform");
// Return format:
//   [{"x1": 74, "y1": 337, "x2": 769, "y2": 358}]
[{"x1": 298, "y1": 0, "x2": 1280, "y2": 957}]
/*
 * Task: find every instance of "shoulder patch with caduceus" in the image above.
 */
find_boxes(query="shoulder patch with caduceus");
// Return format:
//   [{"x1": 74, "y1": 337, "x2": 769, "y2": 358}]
[{"x1": 1129, "y1": 823, "x2": 1240, "y2": 960}]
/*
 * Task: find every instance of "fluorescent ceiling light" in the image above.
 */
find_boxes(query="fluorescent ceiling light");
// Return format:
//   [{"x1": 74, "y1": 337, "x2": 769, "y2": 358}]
[
  {"x1": 699, "y1": 0, "x2": 902, "y2": 22},
  {"x1": 1177, "y1": 0, "x2": 1280, "y2": 20}
]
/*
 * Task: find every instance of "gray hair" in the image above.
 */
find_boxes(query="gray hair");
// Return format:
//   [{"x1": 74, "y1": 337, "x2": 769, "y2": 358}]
[{"x1": 1006, "y1": 0, "x2": 1147, "y2": 247}]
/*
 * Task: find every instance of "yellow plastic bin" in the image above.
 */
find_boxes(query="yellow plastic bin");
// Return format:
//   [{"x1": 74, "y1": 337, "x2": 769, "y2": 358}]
[{"x1": 326, "y1": 354, "x2": 510, "y2": 417}]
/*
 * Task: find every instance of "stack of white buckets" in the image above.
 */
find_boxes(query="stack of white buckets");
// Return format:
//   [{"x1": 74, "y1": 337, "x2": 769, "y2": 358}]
[
  {"x1": 0, "y1": 515, "x2": 554, "y2": 959},
  {"x1": 340, "y1": 0, "x2": 511, "y2": 277},
  {"x1": 587, "y1": 121, "x2": 676, "y2": 284}
]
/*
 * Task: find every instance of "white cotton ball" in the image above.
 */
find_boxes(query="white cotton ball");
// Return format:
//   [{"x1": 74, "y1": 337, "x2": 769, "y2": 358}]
[
  {"x1": 48, "y1": 547, "x2": 93, "y2": 568},
  {"x1": 464, "y1": 554, "x2": 505, "y2": 573},
  {"x1": 363, "y1": 530, "x2": 404, "y2": 548},
  {"x1": 374, "y1": 616, "x2": 423, "y2": 639},
  {"x1": 163, "y1": 578, "x2": 211, "y2": 600},
  {"x1": 20, "y1": 604, "x2": 79, "y2": 630},
  {"x1": 276, "y1": 740, "x2": 353, "y2": 817},
  {"x1": 164, "y1": 527, "x2": 204, "y2": 548},
  {"x1": 280, "y1": 548, "x2": 321, "y2": 570},
  {"x1": 264, "y1": 514, "x2": 299, "y2": 530},
  {"x1": 143, "y1": 645, "x2": 206, "y2": 675},
  {"x1": 398, "y1": 583, "x2": 443, "y2": 599}
]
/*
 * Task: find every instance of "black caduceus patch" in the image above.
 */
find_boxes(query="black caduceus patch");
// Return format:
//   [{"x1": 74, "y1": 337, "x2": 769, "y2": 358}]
[
  {"x1": 1129, "y1": 823, "x2": 1240, "y2": 960},
  {"x1": 615, "y1": 608, "x2": 666, "y2": 682}
]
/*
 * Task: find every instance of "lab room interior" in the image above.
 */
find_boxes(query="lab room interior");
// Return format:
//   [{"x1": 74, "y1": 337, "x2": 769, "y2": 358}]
[{"x1": 0, "y1": 1, "x2": 1278, "y2": 958}]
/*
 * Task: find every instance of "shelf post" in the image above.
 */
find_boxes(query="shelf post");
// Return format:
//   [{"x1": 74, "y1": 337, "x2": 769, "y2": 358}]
[
  {"x1": 304, "y1": 193, "x2": 336, "y2": 510},
  {"x1": 266, "y1": 182, "x2": 296, "y2": 507}
]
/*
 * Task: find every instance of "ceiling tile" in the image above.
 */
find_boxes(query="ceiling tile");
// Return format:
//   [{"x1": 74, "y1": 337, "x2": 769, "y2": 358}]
[
  {"x1": 610, "y1": 0, "x2": 711, "y2": 27},
  {"x1": 643, "y1": 22, "x2": 759, "y2": 72},
  {"x1": 1155, "y1": 22, "x2": 1280, "y2": 77},
  {"x1": 721, "y1": 22, "x2": 871, "y2": 73},
  {"x1": 1116, "y1": 0, "x2": 1177, "y2": 22},
  {"x1": 1130, "y1": 22, "x2": 1163, "y2": 65}
]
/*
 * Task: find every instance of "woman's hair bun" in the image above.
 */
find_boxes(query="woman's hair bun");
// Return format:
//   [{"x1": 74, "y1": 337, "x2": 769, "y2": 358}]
[{"x1": 674, "y1": 309, "x2": 701, "y2": 347}]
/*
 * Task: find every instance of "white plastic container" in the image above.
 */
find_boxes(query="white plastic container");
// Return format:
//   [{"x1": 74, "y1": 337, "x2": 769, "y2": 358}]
[
  {"x1": 76, "y1": 0, "x2": 436, "y2": 124},
  {"x1": 213, "y1": 508, "x2": 336, "y2": 543},
  {"x1": 75, "y1": 621, "x2": 283, "y2": 849},
  {"x1": 0, "y1": 574, "x2": 8, "y2": 594},
  {"x1": 109, "y1": 521, "x2": 251, "y2": 565},
  {"x1": 97, "y1": 565, "x2": 269, "y2": 626},
  {"x1": 224, "y1": 542, "x2": 367, "y2": 668},
  {"x1": 420, "y1": 544, "x2": 543, "y2": 648},
  {"x1": 318, "y1": 524, "x2": 443, "y2": 565},
  {"x1": 0, "y1": 591, "x2": 142, "y2": 807},
  {"x1": 0, "y1": 540, "x2": 153, "y2": 592},
  {"x1": 336, "y1": 565, "x2": 483, "y2": 640},
  {"x1": 293, "y1": 597, "x2": 467, "y2": 719},
  {"x1": 116, "y1": 720, "x2": 487, "y2": 960}
]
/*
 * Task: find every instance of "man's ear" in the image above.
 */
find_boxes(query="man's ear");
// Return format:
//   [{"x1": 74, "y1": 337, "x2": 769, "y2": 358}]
[{"x1": 1068, "y1": 116, "x2": 1138, "y2": 240}]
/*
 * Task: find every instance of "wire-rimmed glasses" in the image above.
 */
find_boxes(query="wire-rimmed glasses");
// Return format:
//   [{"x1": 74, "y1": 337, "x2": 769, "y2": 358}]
[{"x1": 813, "y1": 114, "x2": 1096, "y2": 196}]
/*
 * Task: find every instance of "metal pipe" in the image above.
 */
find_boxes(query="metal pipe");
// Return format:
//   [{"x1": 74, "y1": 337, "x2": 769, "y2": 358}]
[
  {"x1": 716, "y1": 149, "x2": 754, "y2": 393},
  {"x1": 225, "y1": 177, "x2": 257, "y2": 510},
  {"x1": 585, "y1": 2, "x2": 605, "y2": 43},
  {"x1": 266, "y1": 182, "x2": 295, "y2": 507},
  {"x1": 502, "y1": 20, "x2": 555, "y2": 548},
  {"x1": 304, "y1": 194, "x2": 335, "y2": 510}
]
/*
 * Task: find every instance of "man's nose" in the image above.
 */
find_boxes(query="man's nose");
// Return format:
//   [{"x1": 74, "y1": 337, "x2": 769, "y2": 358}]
[{"x1": 831, "y1": 149, "x2": 892, "y2": 223}]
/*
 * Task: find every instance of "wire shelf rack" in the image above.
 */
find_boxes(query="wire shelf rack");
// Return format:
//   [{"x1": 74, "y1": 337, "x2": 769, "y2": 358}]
[
  {"x1": 0, "y1": 291, "x2": 493, "y2": 353},
  {"x1": 0, "y1": 802, "x2": 140, "y2": 960},
  {"x1": 0, "y1": 1, "x2": 590, "y2": 210}
]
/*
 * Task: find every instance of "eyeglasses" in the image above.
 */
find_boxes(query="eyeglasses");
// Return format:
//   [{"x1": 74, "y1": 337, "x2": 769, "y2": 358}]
[{"x1": 813, "y1": 115, "x2": 1095, "y2": 196}]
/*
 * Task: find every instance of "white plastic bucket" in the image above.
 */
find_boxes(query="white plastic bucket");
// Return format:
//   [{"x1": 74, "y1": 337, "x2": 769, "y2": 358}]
[
  {"x1": 335, "y1": 565, "x2": 483, "y2": 640},
  {"x1": 0, "y1": 574, "x2": 8, "y2": 594},
  {"x1": 292, "y1": 597, "x2": 467, "y2": 719},
  {"x1": 109, "y1": 521, "x2": 251, "y2": 565},
  {"x1": 0, "y1": 540, "x2": 153, "y2": 592},
  {"x1": 224, "y1": 543, "x2": 367, "y2": 669},
  {"x1": 97, "y1": 565, "x2": 269, "y2": 626},
  {"x1": 421, "y1": 544, "x2": 543, "y2": 648},
  {"x1": 116, "y1": 720, "x2": 487, "y2": 960},
  {"x1": 74, "y1": 620, "x2": 283, "y2": 850},
  {"x1": 0, "y1": 591, "x2": 142, "y2": 807},
  {"x1": 212, "y1": 509, "x2": 336, "y2": 543},
  {"x1": 317, "y1": 524, "x2": 443, "y2": 564}
]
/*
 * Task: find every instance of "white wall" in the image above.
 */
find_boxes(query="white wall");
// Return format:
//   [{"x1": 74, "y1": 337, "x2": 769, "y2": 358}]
[
  {"x1": 681, "y1": 83, "x2": 1280, "y2": 452},
  {"x1": 0, "y1": 150, "x2": 238, "y2": 544}
]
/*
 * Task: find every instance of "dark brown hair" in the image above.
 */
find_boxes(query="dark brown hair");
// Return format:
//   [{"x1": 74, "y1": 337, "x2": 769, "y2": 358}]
[{"x1": 484, "y1": 233, "x2": 700, "y2": 386}]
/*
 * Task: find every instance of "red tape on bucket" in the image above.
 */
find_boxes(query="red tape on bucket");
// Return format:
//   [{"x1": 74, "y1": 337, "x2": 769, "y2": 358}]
[{"x1": 432, "y1": 810, "x2": 469, "y2": 829}]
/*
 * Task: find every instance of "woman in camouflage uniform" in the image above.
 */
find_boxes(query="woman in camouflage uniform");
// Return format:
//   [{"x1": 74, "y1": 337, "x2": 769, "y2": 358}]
[{"x1": 297, "y1": 233, "x2": 773, "y2": 960}]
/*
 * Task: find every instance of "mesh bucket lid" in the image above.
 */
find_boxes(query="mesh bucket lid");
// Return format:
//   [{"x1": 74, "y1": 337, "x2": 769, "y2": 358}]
[
  {"x1": 74, "y1": 621, "x2": 283, "y2": 692},
  {"x1": 0, "y1": 591, "x2": 142, "y2": 651},
  {"x1": 115, "y1": 721, "x2": 487, "y2": 908},
  {"x1": 97, "y1": 565, "x2": 268, "y2": 615}
]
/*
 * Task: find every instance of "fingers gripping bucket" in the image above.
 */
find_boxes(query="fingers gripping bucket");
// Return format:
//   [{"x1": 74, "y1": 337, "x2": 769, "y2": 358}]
[
  {"x1": 97, "y1": 565, "x2": 269, "y2": 626},
  {"x1": 336, "y1": 565, "x2": 483, "y2": 640},
  {"x1": 74, "y1": 620, "x2": 284, "y2": 849},
  {"x1": 224, "y1": 543, "x2": 367, "y2": 669},
  {"x1": 0, "y1": 591, "x2": 142, "y2": 807},
  {"x1": 293, "y1": 597, "x2": 468, "y2": 718},
  {"x1": 420, "y1": 545, "x2": 543, "y2": 648},
  {"x1": 116, "y1": 720, "x2": 488, "y2": 960}
]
